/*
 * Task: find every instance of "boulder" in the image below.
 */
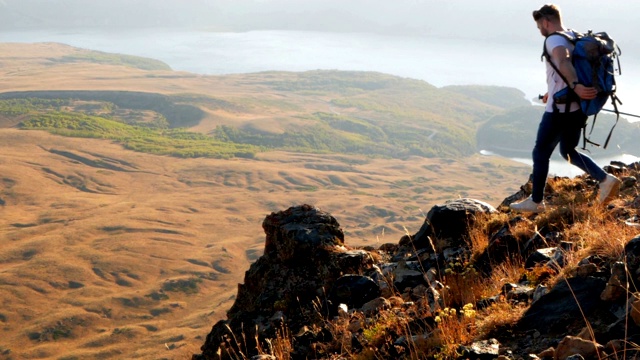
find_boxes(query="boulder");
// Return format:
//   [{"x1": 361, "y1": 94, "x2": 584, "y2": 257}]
[
  {"x1": 405, "y1": 198, "x2": 496, "y2": 251},
  {"x1": 518, "y1": 277, "x2": 606, "y2": 335},
  {"x1": 262, "y1": 204, "x2": 344, "y2": 261},
  {"x1": 194, "y1": 205, "x2": 373, "y2": 360}
]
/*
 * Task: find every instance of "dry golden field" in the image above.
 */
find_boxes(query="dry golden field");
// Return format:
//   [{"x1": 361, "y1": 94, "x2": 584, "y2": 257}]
[{"x1": 0, "y1": 42, "x2": 530, "y2": 359}]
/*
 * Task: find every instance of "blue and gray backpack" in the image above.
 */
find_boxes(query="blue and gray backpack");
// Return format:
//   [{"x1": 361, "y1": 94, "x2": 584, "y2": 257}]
[{"x1": 543, "y1": 30, "x2": 622, "y2": 149}]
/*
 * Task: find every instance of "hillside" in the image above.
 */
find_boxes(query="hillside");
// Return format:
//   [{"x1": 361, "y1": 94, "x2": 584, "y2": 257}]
[
  {"x1": 0, "y1": 42, "x2": 536, "y2": 359},
  {"x1": 193, "y1": 164, "x2": 640, "y2": 360}
]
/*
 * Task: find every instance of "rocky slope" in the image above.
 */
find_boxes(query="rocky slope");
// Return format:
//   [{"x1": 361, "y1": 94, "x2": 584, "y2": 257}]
[{"x1": 192, "y1": 161, "x2": 640, "y2": 360}]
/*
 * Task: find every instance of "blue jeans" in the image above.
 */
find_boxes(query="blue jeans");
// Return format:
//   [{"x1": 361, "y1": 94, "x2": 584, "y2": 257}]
[{"x1": 531, "y1": 110, "x2": 607, "y2": 203}]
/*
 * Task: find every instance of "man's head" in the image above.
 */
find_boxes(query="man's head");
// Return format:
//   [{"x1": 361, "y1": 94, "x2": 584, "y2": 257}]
[{"x1": 533, "y1": 4, "x2": 563, "y2": 36}]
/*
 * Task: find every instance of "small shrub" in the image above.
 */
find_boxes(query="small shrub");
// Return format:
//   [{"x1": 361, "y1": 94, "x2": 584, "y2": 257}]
[{"x1": 162, "y1": 278, "x2": 202, "y2": 294}]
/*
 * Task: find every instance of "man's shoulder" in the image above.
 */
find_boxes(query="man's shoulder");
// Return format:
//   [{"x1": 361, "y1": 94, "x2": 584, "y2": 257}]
[
  {"x1": 545, "y1": 31, "x2": 574, "y2": 51},
  {"x1": 547, "y1": 29, "x2": 577, "y2": 43}
]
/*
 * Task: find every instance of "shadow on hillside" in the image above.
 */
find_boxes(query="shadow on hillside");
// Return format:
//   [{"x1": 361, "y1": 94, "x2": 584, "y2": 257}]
[{"x1": 0, "y1": 90, "x2": 205, "y2": 128}]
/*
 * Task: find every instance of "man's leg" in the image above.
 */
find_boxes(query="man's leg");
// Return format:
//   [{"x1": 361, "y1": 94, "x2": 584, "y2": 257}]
[
  {"x1": 531, "y1": 112, "x2": 562, "y2": 203},
  {"x1": 559, "y1": 110, "x2": 621, "y2": 202},
  {"x1": 558, "y1": 111, "x2": 607, "y2": 181}
]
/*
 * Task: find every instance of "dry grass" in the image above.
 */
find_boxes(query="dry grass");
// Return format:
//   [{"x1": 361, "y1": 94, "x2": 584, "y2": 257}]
[{"x1": 475, "y1": 301, "x2": 527, "y2": 338}]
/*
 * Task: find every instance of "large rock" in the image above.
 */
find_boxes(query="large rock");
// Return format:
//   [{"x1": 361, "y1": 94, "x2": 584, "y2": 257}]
[
  {"x1": 262, "y1": 203, "x2": 344, "y2": 261},
  {"x1": 405, "y1": 198, "x2": 496, "y2": 251},
  {"x1": 194, "y1": 205, "x2": 374, "y2": 360},
  {"x1": 518, "y1": 277, "x2": 606, "y2": 335}
]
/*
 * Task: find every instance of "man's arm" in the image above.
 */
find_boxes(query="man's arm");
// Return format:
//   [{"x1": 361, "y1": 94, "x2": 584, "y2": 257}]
[{"x1": 550, "y1": 45, "x2": 597, "y2": 100}]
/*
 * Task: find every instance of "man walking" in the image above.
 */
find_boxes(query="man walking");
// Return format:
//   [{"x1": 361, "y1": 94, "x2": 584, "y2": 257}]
[{"x1": 510, "y1": 4, "x2": 621, "y2": 213}]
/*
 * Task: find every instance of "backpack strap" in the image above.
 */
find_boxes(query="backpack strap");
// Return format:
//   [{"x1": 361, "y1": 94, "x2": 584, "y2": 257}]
[
  {"x1": 602, "y1": 94, "x2": 623, "y2": 149},
  {"x1": 582, "y1": 117, "x2": 601, "y2": 150},
  {"x1": 543, "y1": 31, "x2": 578, "y2": 114}
]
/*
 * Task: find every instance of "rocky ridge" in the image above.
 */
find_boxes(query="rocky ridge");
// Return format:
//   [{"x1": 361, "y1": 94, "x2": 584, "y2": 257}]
[{"x1": 193, "y1": 161, "x2": 640, "y2": 360}]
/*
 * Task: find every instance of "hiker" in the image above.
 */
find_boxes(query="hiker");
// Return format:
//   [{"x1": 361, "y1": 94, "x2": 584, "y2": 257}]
[{"x1": 510, "y1": 4, "x2": 621, "y2": 213}]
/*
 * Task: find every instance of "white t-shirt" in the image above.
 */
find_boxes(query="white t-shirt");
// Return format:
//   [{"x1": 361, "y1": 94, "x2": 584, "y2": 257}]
[{"x1": 545, "y1": 32, "x2": 580, "y2": 113}]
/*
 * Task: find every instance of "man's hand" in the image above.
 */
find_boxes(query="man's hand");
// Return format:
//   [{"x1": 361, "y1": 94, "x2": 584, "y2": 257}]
[
  {"x1": 551, "y1": 45, "x2": 598, "y2": 100},
  {"x1": 542, "y1": 92, "x2": 549, "y2": 104},
  {"x1": 574, "y1": 84, "x2": 597, "y2": 100}
]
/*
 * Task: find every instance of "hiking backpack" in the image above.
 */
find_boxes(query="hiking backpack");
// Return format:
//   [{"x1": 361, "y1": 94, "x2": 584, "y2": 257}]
[{"x1": 542, "y1": 29, "x2": 622, "y2": 149}]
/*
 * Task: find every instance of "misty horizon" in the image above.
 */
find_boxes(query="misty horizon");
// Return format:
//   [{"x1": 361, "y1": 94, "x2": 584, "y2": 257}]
[{"x1": 1, "y1": 1, "x2": 639, "y2": 47}]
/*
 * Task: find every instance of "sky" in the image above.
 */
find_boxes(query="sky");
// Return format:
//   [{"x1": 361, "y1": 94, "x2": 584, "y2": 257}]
[{"x1": 1, "y1": 0, "x2": 639, "y2": 47}]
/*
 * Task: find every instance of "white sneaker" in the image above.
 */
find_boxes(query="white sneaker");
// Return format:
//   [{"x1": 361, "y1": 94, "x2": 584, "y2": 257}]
[
  {"x1": 509, "y1": 196, "x2": 546, "y2": 213},
  {"x1": 599, "y1": 174, "x2": 622, "y2": 203}
]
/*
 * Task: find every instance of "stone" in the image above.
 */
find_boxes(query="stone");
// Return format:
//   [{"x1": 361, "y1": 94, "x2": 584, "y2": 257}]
[
  {"x1": 412, "y1": 284, "x2": 429, "y2": 299},
  {"x1": 393, "y1": 261, "x2": 427, "y2": 290},
  {"x1": 426, "y1": 285, "x2": 443, "y2": 312},
  {"x1": 518, "y1": 277, "x2": 606, "y2": 335},
  {"x1": 458, "y1": 338, "x2": 500, "y2": 360},
  {"x1": 360, "y1": 297, "x2": 390, "y2": 316},
  {"x1": 576, "y1": 264, "x2": 598, "y2": 277},
  {"x1": 388, "y1": 296, "x2": 404, "y2": 307},
  {"x1": 424, "y1": 267, "x2": 438, "y2": 284},
  {"x1": 532, "y1": 284, "x2": 549, "y2": 303},
  {"x1": 329, "y1": 275, "x2": 380, "y2": 310},
  {"x1": 347, "y1": 319, "x2": 364, "y2": 333},
  {"x1": 506, "y1": 286, "x2": 534, "y2": 303},
  {"x1": 621, "y1": 176, "x2": 637, "y2": 189},
  {"x1": 525, "y1": 247, "x2": 562, "y2": 270},
  {"x1": 575, "y1": 327, "x2": 591, "y2": 340},
  {"x1": 600, "y1": 262, "x2": 628, "y2": 302},
  {"x1": 554, "y1": 336, "x2": 603, "y2": 360},
  {"x1": 537, "y1": 347, "x2": 555, "y2": 359},
  {"x1": 406, "y1": 198, "x2": 496, "y2": 251}
]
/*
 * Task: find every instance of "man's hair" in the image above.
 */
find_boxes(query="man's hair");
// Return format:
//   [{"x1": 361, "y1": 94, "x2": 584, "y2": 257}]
[{"x1": 533, "y1": 4, "x2": 561, "y2": 22}]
